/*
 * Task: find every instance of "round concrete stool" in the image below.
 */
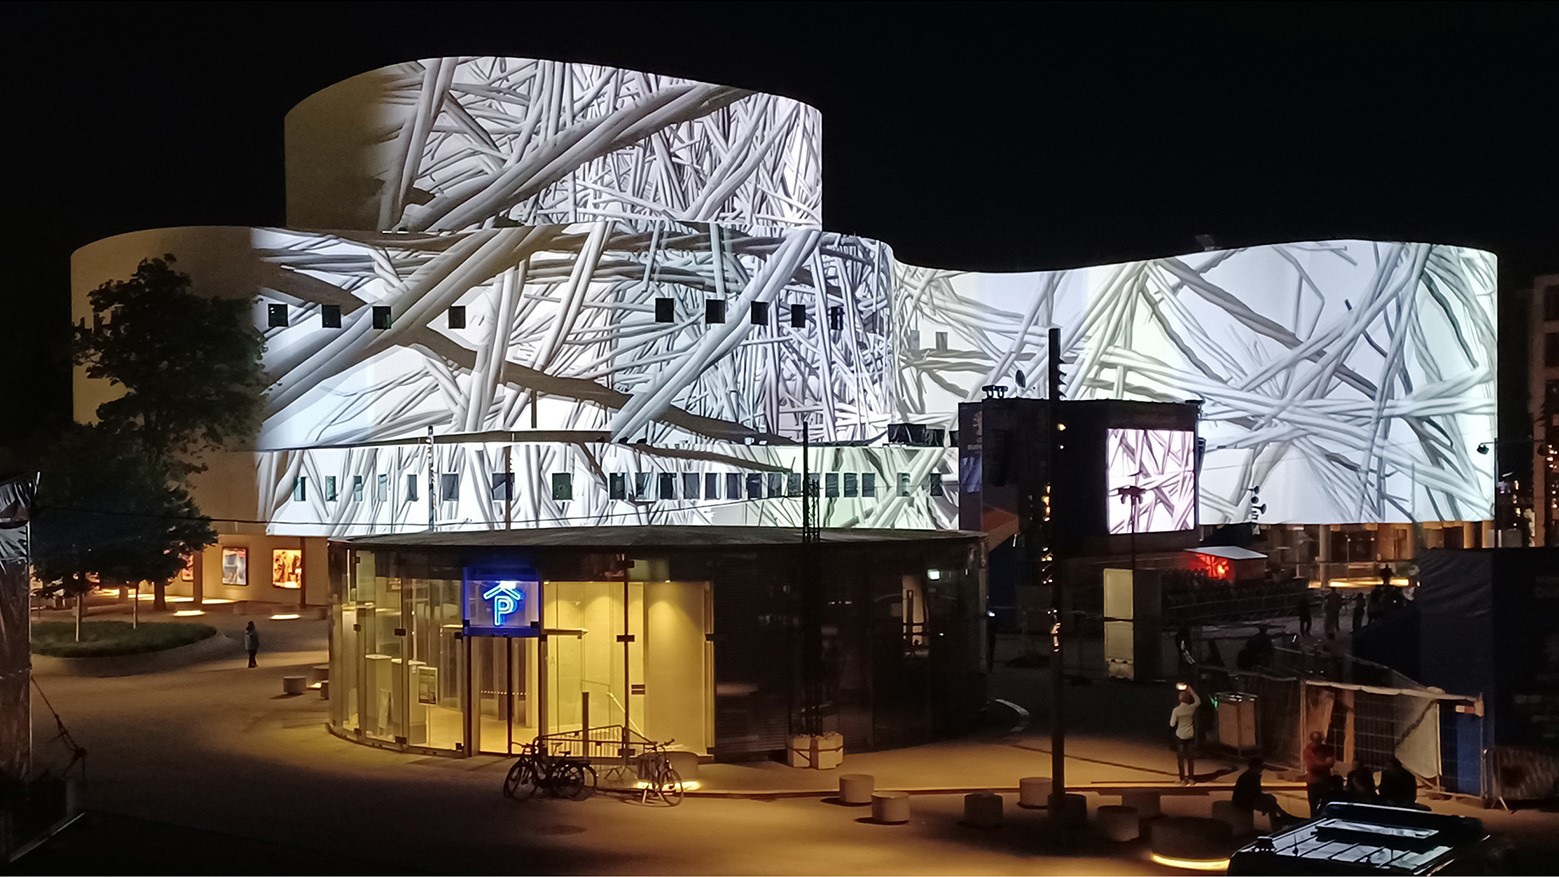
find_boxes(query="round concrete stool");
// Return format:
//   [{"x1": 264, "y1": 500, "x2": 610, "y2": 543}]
[
  {"x1": 1018, "y1": 776, "x2": 1053, "y2": 808},
  {"x1": 319, "y1": 679, "x2": 330, "y2": 699},
  {"x1": 306, "y1": 663, "x2": 330, "y2": 685},
  {"x1": 1211, "y1": 800, "x2": 1254, "y2": 835},
  {"x1": 1096, "y1": 805, "x2": 1140, "y2": 842},
  {"x1": 281, "y1": 675, "x2": 307, "y2": 696},
  {"x1": 1048, "y1": 792, "x2": 1088, "y2": 828},
  {"x1": 1151, "y1": 816, "x2": 1236, "y2": 864},
  {"x1": 962, "y1": 791, "x2": 1003, "y2": 828},
  {"x1": 1121, "y1": 791, "x2": 1163, "y2": 819},
  {"x1": 871, "y1": 791, "x2": 910, "y2": 824},
  {"x1": 839, "y1": 774, "x2": 875, "y2": 805}
]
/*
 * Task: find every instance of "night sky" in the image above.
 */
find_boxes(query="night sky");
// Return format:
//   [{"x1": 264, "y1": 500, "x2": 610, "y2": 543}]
[{"x1": 7, "y1": 0, "x2": 1557, "y2": 448}]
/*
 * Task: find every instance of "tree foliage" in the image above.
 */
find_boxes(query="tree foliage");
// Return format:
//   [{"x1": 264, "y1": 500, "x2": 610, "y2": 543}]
[
  {"x1": 31, "y1": 424, "x2": 216, "y2": 597},
  {"x1": 73, "y1": 255, "x2": 266, "y2": 468}
]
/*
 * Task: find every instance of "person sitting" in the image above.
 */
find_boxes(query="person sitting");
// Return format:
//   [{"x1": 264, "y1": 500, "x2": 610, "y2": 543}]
[
  {"x1": 1346, "y1": 764, "x2": 1379, "y2": 804},
  {"x1": 1378, "y1": 757, "x2": 1418, "y2": 808},
  {"x1": 1232, "y1": 757, "x2": 1294, "y2": 828}
]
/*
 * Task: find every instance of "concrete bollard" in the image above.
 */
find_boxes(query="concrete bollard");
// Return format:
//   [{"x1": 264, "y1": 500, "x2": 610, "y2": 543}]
[
  {"x1": 1049, "y1": 792, "x2": 1088, "y2": 828},
  {"x1": 871, "y1": 791, "x2": 910, "y2": 824},
  {"x1": 306, "y1": 663, "x2": 330, "y2": 685},
  {"x1": 1096, "y1": 804, "x2": 1140, "y2": 841},
  {"x1": 1121, "y1": 791, "x2": 1163, "y2": 819},
  {"x1": 1019, "y1": 776, "x2": 1053, "y2": 808},
  {"x1": 1211, "y1": 800, "x2": 1255, "y2": 836},
  {"x1": 281, "y1": 675, "x2": 307, "y2": 696},
  {"x1": 839, "y1": 774, "x2": 875, "y2": 805},
  {"x1": 962, "y1": 791, "x2": 1004, "y2": 828}
]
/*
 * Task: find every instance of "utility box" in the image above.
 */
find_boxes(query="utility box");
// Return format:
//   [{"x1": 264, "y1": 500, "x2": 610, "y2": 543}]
[
  {"x1": 1103, "y1": 567, "x2": 1161, "y2": 680},
  {"x1": 1216, "y1": 692, "x2": 1259, "y2": 752}
]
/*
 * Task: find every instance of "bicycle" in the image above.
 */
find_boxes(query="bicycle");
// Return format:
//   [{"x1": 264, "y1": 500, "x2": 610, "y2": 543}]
[
  {"x1": 503, "y1": 742, "x2": 597, "y2": 801},
  {"x1": 636, "y1": 739, "x2": 684, "y2": 807}
]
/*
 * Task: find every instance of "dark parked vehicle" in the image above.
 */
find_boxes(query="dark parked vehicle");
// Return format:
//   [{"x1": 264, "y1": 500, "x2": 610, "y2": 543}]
[{"x1": 1227, "y1": 802, "x2": 1511, "y2": 875}]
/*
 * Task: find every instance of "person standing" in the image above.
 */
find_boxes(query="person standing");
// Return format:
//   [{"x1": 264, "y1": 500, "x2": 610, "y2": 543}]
[
  {"x1": 243, "y1": 621, "x2": 259, "y2": 668},
  {"x1": 1169, "y1": 685, "x2": 1202, "y2": 784},
  {"x1": 1303, "y1": 731, "x2": 1338, "y2": 816},
  {"x1": 1353, "y1": 593, "x2": 1367, "y2": 631},
  {"x1": 1379, "y1": 757, "x2": 1418, "y2": 808},
  {"x1": 1323, "y1": 588, "x2": 1343, "y2": 637},
  {"x1": 1296, "y1": 591, "x2": 1314, "y2": 637}
]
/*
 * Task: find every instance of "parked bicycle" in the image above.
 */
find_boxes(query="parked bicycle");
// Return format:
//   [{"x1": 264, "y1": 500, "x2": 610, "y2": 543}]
[
  {"x1": 636, "y1": 739, "x2": 684, "y2": 806},
  {"x1": 503, "y1": 742, "x2": 597, "y2": 801}
]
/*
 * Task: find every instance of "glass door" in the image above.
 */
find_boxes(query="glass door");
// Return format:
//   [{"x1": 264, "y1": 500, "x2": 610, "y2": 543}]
[{"x1": 472, "y1": 635, "x2": 539, "y2": 755}]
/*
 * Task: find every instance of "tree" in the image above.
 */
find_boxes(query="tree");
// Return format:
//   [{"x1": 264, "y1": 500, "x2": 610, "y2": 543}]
[
  {"x1": 73, "y1": 255, "x2": 266, "y2": 469},
  {"x1": 32, "y1": 425, "x2": 216, "y2": 637}
]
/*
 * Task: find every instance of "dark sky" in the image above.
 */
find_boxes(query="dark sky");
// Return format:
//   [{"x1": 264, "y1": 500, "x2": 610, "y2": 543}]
[{"x1": 6, "y1": 0, "x2": 1557, "y2": 443}]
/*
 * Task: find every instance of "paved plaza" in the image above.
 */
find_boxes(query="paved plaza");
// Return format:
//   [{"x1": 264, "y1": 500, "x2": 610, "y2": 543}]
[{"x1": 21, "y1": 605, "x2": 1559, "y2": 874}]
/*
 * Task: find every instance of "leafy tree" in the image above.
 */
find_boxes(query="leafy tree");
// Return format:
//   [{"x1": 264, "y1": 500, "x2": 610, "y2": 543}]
[
  {"x1": 32, "y1": 425, "x2": 216, "y2": 633},
  {"x1": 73, "y1": 255, "x2": 266, "y2": 469}
]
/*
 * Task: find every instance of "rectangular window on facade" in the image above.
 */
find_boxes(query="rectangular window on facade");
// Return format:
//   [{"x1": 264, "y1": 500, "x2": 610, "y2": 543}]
[
  {"x1": 372, "y1": 305, "x2": 393, "y2": 329},
  {"x1": 1548, "y1": 331, "x2": 1559, "y2": 368},
  {"x1": 705, "y1": 473, "x2": 721, "y2": 499},
  {"x1": 843, "y1": 473, "x2": 858, "y2": 497},
  {"x1": 725, "y1": 473, "x2": 742, "y2": 500},
  {"x1": 825, "y1": 473, "x2": 839, "y2": 498},
  {"x1": 705, "y1": 299, "x2": 726, "y2": 324},
  {"x1": 609, "y1": 473, "x2": 627, "y2": 500},
  {"x1": 266, "y1": 303, "x2": 288, "y2": 328},
  {"x1": 324, "y1": 476, "x2": 338, "y2": 502},
  {"x1": 491, "y1": 473, "x2": 514, "y2": 501},
  {"x1": 376, "y1": 473, "x2": 389, "y2": 501},
  {"x1": 1546, "y1": 284, "x2": 1559, "y2": 321},
  {"x1": 928, "y1": 473, "x2": 944, "y2": 496},
  {"x1": 790, "y1": 303, "x2": 807, "y2": 328},
  {"x1": 767, "y1": 472, "x2": 784, "y2": 496},
  {"x1": 321, "y1": 304, "x2": 342, "y2": 328},
  {"x1": 406, "y1": 474, "x2": 418, "y2": 502},
  {"x1": 655, "y1": 297, "x2": 675, "y2": 323},
  {"x1": 828, "y1": 305, "x2": 844, "y2": 331},
  {"x1": 746, "y1": 473, "x2": 763, "y2": 499},
  {"x1": 807, "y1": 473, "x2": 821, "y2": 497},
  {"x1": 682, "y1": 473, "x2": 701, "y2": 500},
  {"x1": 659, "y1": 473, "x2": 676, "y2": 500},
  {"x1": 750, "y1": 301, "x2": 770, "y2": 325},
  {"x1": 439, "y1": 473, "x2": 458, "y2": 500},
  {"x1": 935, "y1": 330, "x2": 949, "y2": 351},
  {"x1": 898, "y1": 473, "x2": 912, "y2": 496},
  {"x1": 787, "y1": 472, "x2": 803, "y2": 497},
  {"x1": 293, "y1": 477, "x2": 306, "y2": 502},
  {"x1": 862, "y1": 472, "x2": 877, "y2": 497},
  {"x1": 448, "y1": 305, "x2": 466, "y2": 329},
  {"x1": 551, "y1": 473, "x2": 572, "y2": 501},
  {"x1": 635, "y1": 473, "x2": 653, "y2": 499},
  {"x1": 352, "y1": 475, "x2": 364, "y2": 501}
]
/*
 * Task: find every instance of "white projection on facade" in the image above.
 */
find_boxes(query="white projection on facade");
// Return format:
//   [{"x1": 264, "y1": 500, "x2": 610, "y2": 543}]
[
  {"x1": 1106, "y1": 428, "x2": 1197, "y2": 534},
  {"x1": 286, "y1": 57, "x2": 822, "y2": 234},
  {"x1": 895, "y1": 241, "x2": 1497, "y2": 525}
]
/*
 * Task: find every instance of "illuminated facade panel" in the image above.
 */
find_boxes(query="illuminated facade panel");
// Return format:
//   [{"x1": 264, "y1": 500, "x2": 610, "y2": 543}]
[
  {"x1": 286, "y1": 57, "x2": 822, "y2": 233},
  {"x1": 896, "y1": 242, "x2": 1498, "y2": 524},
  {"x1": 1106, "y1": 428, "x2": 1197, "y2": 534}
]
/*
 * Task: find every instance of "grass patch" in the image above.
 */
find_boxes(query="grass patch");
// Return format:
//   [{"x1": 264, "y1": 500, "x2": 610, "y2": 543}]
[{"x1": 31, "y1": 621, "x2": 218, "y2": 658}]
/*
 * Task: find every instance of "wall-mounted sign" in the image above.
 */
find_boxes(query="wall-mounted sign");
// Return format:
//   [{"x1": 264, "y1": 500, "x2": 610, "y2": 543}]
[
  {"x1": 465, "y1": 570, "x2": 539, "y2": 635},
  {"x1": 272, "y1": 548, "x2": 302, "y2": 589}
]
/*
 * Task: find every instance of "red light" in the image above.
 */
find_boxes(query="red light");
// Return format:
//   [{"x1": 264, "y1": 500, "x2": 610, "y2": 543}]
[{"x1": 1196, "y1": 554, "x2": 1233, "y2": 581}]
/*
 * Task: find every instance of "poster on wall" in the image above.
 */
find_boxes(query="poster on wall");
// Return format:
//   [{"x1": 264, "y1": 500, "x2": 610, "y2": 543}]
[
  {"x1": 272, "y1": 548, "x2": 302, "y2": 590},
  {"x1": 179, "y1": 554, "x2": 195, "y2": 582},
  {"x1": 221, "y1": 547, "x2": 248, "y2": 585},
  {"x1": 417, "y1": 666, "x2": 439, "y2": 705}
]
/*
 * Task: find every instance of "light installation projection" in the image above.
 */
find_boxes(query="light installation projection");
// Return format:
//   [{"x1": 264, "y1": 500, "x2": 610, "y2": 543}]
[
  {"x1": 71, "y1": 57, "x2": 1499, "y2": 535},
  {"x1": 1106, "y1": 429, "x2": 1197, "y2": 534}
]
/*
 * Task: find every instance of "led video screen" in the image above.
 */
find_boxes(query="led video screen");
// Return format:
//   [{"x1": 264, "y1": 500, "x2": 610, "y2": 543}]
[{"x1": 1107, "y1": 429, "x2": 1197, "y2": 533}]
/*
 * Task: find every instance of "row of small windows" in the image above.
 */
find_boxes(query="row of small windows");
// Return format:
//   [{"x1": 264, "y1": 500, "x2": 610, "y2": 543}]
[
  {"x1": 265, "y1": 302, "x2": 860, "y2": 332},
  {"x1": 290, "y1": 471, "x2": 945, "y2": 504}
]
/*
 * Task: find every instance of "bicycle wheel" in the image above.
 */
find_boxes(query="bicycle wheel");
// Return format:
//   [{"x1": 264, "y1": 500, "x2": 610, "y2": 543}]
[
  {"x1": 554, "y1": 763, "x2": 586, "y2": 800},
  {"x1": 504, "y1": 757, "x2": 540, "y2": 800},
  {"x1": 658, "y1": 767, "x2": 684, "y2": 807},
  {"x1": 568, "y1": 764, "x2": 597, "y2": 801}
]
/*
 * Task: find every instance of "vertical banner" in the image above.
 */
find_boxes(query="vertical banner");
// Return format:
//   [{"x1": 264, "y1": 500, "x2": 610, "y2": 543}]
[{"x1": 0, "y1": 473, "x2": 38, "y2": 783}]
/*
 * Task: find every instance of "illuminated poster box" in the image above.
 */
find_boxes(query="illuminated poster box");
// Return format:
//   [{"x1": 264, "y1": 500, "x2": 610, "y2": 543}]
[
  {"x1": 221, "y1": 547, "x2": 248, "y2": 585},
  {"x1": 272, "y1": 548, "x2": 302, "y2": 589}
]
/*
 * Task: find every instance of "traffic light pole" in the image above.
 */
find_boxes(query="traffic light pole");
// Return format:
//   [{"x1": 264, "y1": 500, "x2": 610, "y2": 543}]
[{"x1": 1045, "y1": 326, "x2": 1068, "y2": 818}]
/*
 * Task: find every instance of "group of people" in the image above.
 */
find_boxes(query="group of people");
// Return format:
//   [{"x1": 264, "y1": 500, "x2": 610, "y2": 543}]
[
  {"x1": 1302, "y1": 731, "x2": 1419, "y2": 814},
  {"x1": 1295, "y1": 568, "x2": 1413, "y2": 640}
]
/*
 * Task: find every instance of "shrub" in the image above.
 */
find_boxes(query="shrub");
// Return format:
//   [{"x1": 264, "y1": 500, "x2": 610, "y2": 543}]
[{"x1": 31, "y1": 621, "x2": 218, "y2": 658}]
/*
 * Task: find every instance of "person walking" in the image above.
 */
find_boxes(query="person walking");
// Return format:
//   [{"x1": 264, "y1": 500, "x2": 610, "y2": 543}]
[
  {"x1": 243, "y1": 621, "x2": 259, "y2": 668},
  {"x1": 1323, "y1": 587, "x2": 1343, "y2": 637},
  {"x1": 1296, "y1": 591, "x2": 1314, "y2": 637},
  {"x1": 1303, "y1": 731, "x2": 1338, "y2": 816},
  {"x1": 1169, "y1": 684, "x2": 1201, "y2": 784}
]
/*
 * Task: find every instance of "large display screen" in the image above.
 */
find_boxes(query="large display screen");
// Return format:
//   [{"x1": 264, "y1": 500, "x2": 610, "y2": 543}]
[{"x1": 1107, "y1": 429, "x2": 1197, "y2": 533}]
